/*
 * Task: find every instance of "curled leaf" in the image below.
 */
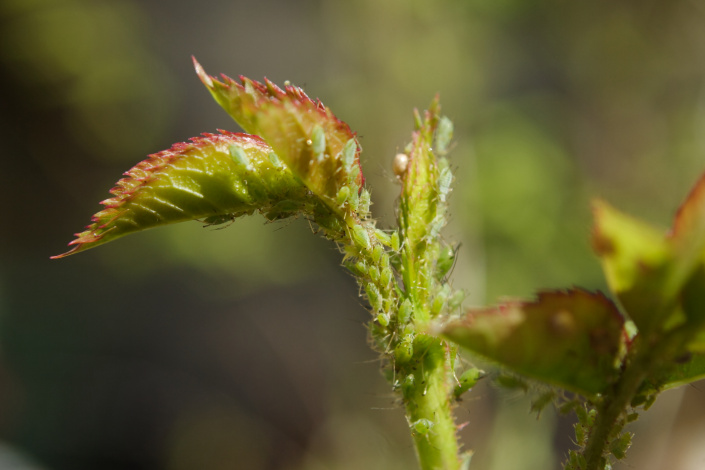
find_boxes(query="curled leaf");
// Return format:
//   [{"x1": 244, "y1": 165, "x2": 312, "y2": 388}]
[
  {"x1": 440, "y1": 289, "x2": 627, "y2": 396},
  {"x1": 591, "y1": 199, "x2": 672, "y2": 335},
  {"x1": 644, "y1": 352, "x2": 705, "y2": 391},
  {"x1": 194, "y1": 58, "x2": 364, "y2": 207},
  {"x1": 592, "y1": 172, "x2": 705, "y2": 336},
  {"x1": 53, "y1": 131, "x2": 318, "y2": 257}
]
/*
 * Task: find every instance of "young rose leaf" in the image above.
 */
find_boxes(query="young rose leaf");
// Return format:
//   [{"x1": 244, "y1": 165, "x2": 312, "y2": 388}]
[
  {"x1": 399, "y1": 100, "x2": 442, "y2": 249},
  {"x1": 591, "y1": 199, "x2": 674, "y2": 336},
  {"x1": 53, "y1": 132, "x2": 318, "y2": 258},
  {"x1": 681, "y1": 262, "x2": 705, "y2": 344},
  {"x1": 440, "y1": 289, "x2": 627, "y2": 396},
  {"x1": 640, "y1": 352, "x2": 705, "y2": 392},
  {"x1": 194, "y1": 58, "x2": 364, "y2": 209},
  {"x1": 396, "y1": 100, "x2": 455, "y2": 326},
  {"x1": 593, "y1": 172, "x2": 705, "y2": 336},
  {"x1": 667, "y1": 173, "x2": 705, "y2": 328},
  {"x1": 668, "y1": 173, "x2": 705, "y2": 281}
]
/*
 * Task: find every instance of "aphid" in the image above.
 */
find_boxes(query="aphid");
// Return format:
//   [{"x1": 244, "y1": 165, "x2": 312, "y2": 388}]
[
  {"x1": 351, "y1": 225, "x2": 371, "y2": 251},
  {"x1": 435, "y1": 244, "x2": 457, "y2": 280},
  {"x1": 374, "y1": 229, "x2": 392, "y2": 247},
  {"x1": 380, "y1": 266, "x2": 393, "y2": 288},
  {"x1": 337, "y1": 185, "x2": 351, "y2": 207},
  {"x1": 342, "y1": 138, "x2": 357, "y2": 181},
  {"x1": 398, "y1": 298, "x2": 413, "y2": 325},
  {"x1": 437, "y1": 167, "x2": 453, "y2": 202},
  {"x1": 371, "y1": 244, "x2": 384, "y2": 264},
  {"x1": 376, "y1": 313, "x2": 390, "y2": 327},
  {"x1": 530, "y1": 391, "x2": 555, "y2": 417},
  {"x1": 447, "y1": 289, "x2": 465, "y2": 311},
  {"x1": 200, "y1": 213, "x2": 237, "y2": 229},
  {"x1": 411, "y1": 418, "x2": 434, "y2": 436},
  {"x1": 310, "y1": 125, "x2": 326, "y2": 160},
  {"x1": 368, "y1": 265, "x2": 380, "y2": 282},
  {"x1": 434, "y1": 116, "x2": 453, "y2": 155},
  {"x1": 345, "y1": 259, "x2": 368, "y2": 278},
  {"x1": 393, "y1": 153, "x2": 409, "y2": 179},
  {"x1": 427, "y1": 213, "x2": 446, "y2": 240},
  {"x1": 431, "y1": 285, "x2": 450, "y2": 316},
  {"x1": 390, "y1": 231, "x2": 401, "y2": 252},
  {"x1": 358, "y1": 189, "x2": 371, "y2": 218},
  {"x1": 453, "y1": 368, "x2": 484, "y2": 399},
  {"x1": 395, "y1": 334, "x2": 414, "y2": 363},
  {"x1": 268, "y1": 151, "x2": 283, "y2": 168},
  {"x1": 401, "y1": 374, "x2": 415, "y2": 399},
  {"x1": 365, "y1": 283, "x2": 382, "y2": 312},
  {"x1": 229, "y1": 144, "x2": 252, "y2": 170}
]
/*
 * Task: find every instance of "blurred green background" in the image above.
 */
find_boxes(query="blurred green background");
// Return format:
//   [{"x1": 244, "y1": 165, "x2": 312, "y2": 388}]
[{"x1": 2, "y1": 0, "x2": 705, "y2": 469}]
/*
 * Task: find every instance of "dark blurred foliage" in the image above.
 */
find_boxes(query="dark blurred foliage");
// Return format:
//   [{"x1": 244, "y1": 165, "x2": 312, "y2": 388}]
[{"x1": 1, "y1": 0, "x2": 705, "y2": 469}]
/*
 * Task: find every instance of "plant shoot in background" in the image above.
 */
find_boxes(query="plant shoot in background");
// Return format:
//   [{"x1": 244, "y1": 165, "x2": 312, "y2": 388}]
[{"x1": 55, "y1": 59, "x2": 705, "y2": 470}]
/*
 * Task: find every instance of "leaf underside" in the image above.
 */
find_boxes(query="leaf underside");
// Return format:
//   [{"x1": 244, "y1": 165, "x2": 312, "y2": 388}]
[
  {"x1": 53, "y1": 131, "x2": 317, "y2": 258},
  {"x1": 441, "y1": 289, "x2": 626, "y2": 396},
  {"x1": 54, "y1": 60, "x2": 369, "y2": 258}
]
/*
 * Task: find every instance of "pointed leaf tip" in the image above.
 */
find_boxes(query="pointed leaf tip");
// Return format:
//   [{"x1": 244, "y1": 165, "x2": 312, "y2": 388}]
[
  {"x1": 194, "y1": 63, "x2": 364, "y2": 206},
  {"x1": 192, "y1": 56, "x2": 213, "y2": 88},
  {"x1": 53, "y1": 131, "x2": 315, "y2": 258}
]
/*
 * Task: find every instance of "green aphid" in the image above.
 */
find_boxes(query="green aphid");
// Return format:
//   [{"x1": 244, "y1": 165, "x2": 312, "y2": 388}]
[
  {"x1": 368, "y1": 265, "x2": 380, "y2": 282},
  {"x1": 447, "y1": 289, "x2": 465, "y2": 311},
  {"x1": 610, "y1": 432, "x2": 632, "y2": 460},
  {"x1": 495, "y1": 374, "x2": 529, "y2": 392},
  {"x1": 365, "y1": 283, "x2": 382, "y2": 311},
  {"x1": 380, "y1": 267, "x2": 393, "y2": 288},
  {"x1": 427, "y1": 213, "x2": 446, "y2": 240},
  {"x1": 437, "y1": 167, "x2": 453, "y2": 203},
  {"x1": 586, "y1": 409, "x2": 597, "y2": 426},
  {"x1": 229, "y1": 144, "x2": 252, "y2": 170},
  {"x1": 266, "y1": 200, "x2": 302, "y2": 219},
  {"x1": 337, "y1": 185, "x2": 351, "y2": 207},
  {"x1": 402, "y1": 374, "x2": 415, "y2": 399},
  {"x1": 268, "y1": 151, "x2": 283, "y2": 168},
  {"x1": 201, "y1": 213, "x2": 236, "y2": 228},
  {"x1": 376, "y1": 313, "x2": 390, "y2": 327},
  {"x1": 351, "y1": 225, "x2": 371, "y2": 251},
  {"x1": 345, "y1": 259, "x2": 368, "y2": 278},
  {"x1": 342, "y1": 138, "x2": 357, "y2": 181},
  {"x1": 431, "y1": 285, "x2": 450, "y2": 316},
  {"x1": 391, "y1": 231, "x2": 401, "y2": 252},
  {"x1": 347, "y1": 186, "x2": 359, "y2": 212},
  {"x1": 530, "y1": 391, "x2": 555, "y2": 416},
  {"x1": 398, "y1": 298, "x2": 413, "y2": 325},
  {"x1": 411, "y1": 418, "x2": 434, "y2": 436},
  {"x1": 435, "y1": 244, "x2": 456, "y2": 280},
  {"x1": 395, "y1": 335, "x2": 414, "y2": 363},
  {"x1": 454, "y1": 368, "x2": 484, "y2": 399},
  {"x1": 435, "y1": 116, "x2": 453, "y2": 155},
  {"x1": 311, "y1": 125, "x2": 326, "y2": 159},
  {"x1": 358, "y1": 189, "x2": 371, "y2": 218},
  {"x1": 574, "y1": 423, "x2": 587, "y2": 448},
  {"x1": 371, "y1": 244, "x2": 383, "y2": 264},
  {"x1": 379, "y1": 252, "x2": 390, "y2": 271},
  {"x1": 382, "y1": 296, "x2": 394, "y2": 312},
  {"x1": 567, "y1": 450, "x2": 586, "y2": 470},
  {"x1": 374, "y1": 229, "x2": 392, "y2": 247}
]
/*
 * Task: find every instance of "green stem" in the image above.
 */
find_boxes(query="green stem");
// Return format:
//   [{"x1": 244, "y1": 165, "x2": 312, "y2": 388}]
[
  {"x1": 582, "y1": 359, "x2": 647, "y2": 470},
  {"x1": 404, "y1": 336, "x2": 461, "y2": 470}
]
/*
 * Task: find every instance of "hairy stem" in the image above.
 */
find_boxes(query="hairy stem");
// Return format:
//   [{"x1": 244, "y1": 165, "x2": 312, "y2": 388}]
[
  {"x1": 404, "y1": 336, "x2": 461, "y2": 470},
  {"x1": 582, "y1": 328, "x2": 682, "y2": 470},
  {"x1": 582, "y1": 359, "x2": 647, "y2": 470}
]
